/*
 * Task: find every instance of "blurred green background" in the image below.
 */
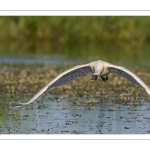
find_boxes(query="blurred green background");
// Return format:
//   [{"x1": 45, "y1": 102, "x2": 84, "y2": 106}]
[
  {"x1": 0, "y1": 16, "x2": 150, "y2": 66},
  {"x1": 1, "y1": 16, "x2": 150, "y2": 134}
]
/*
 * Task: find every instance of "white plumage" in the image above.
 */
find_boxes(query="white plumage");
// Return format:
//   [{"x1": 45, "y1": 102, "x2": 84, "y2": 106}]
[{"x1": 16, "y1": 60, "x2": 150, "y2": 108}]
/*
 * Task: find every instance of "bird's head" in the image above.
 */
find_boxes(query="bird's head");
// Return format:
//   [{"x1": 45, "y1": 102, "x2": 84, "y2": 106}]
[{"x1": 89, "y1": 60, "x2": 105, "y2": 82}]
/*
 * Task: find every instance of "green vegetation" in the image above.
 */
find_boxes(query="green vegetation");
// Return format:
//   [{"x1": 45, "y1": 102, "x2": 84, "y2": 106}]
[
  {"x1": 0, "y1": 16, "x2": 150, "y2": 67},
  {"x1": 0, "y1": 17, "x2": 150, "y2": 134},
  {"x1": 0, "y1": 16, "x2": 150, "y2": 53}
]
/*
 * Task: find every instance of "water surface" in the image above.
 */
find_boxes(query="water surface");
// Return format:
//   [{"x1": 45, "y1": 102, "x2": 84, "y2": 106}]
[
  {"x1": 0, "y1": 44, "x2": 150, "y2": 134},
  {"x1": 1, "y1": 95, "x2": 150, "y2": 134}
]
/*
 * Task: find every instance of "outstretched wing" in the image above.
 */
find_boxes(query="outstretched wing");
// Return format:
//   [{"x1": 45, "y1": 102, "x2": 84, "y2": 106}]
[
  {"x1": 48, "y1": 65, "x2": 92, "y2": 90},
  {"x1": 107, "y1": 64, "x2": 145, "y2": 88},
  {"x1": 16, "y1": 64, "x2": 92, "y2": 108}
]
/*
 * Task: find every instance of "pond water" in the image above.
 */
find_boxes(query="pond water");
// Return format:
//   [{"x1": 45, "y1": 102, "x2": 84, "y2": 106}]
[
  {"x1": 1, "y1": 95, "x2": 150, "y2": 134},
  {"x1": 0, "y1": 44, "x2": 150, "y2": 134}
]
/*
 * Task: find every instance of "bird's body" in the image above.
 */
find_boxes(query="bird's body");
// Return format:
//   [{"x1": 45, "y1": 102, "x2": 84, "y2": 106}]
[{"x1": 16, "y1": 60, "x2": 150, "y2": 108}]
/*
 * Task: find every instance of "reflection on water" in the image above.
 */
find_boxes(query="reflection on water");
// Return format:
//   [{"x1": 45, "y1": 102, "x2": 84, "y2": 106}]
[
  {"x1": 0, "y1": 55, "x2": 82, "y2": 65},
  {"x1": 0, "y1": 44, "x2": 150, "y2": 67},
  {"x1": 1, "y1": 96, "x2": 150, "y2": 134}
]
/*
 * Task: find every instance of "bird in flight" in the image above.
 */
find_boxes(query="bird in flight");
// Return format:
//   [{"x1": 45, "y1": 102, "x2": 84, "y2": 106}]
[{"x1": 16, "y1": 60, "x2": 150, "y2": 108}]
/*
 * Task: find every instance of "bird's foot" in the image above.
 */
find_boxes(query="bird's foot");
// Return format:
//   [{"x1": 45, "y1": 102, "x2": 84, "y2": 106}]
[
  {"x1": 101, "y1": 75, "x2": 108, "y2": 82},
  {"x1": 102, "y1": 77, "x2": 106, "y2": 82}
]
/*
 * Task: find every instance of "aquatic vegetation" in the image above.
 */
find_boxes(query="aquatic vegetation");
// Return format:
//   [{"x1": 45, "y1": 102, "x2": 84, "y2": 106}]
[
  {"x1": 0, "y1": 63, "x2": 149, "y2": 106},
  {"x1": 0, "y1": 63, "x2": 150, "y2": 134}
]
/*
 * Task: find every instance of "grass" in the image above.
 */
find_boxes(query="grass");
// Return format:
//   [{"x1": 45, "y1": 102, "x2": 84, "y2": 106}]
[
  {"x1": 0, "y1": 16, "x2": 150, "y2": 65},
  {"x1": 0, "y1": 16, "x2": 150, "y2": 53}
]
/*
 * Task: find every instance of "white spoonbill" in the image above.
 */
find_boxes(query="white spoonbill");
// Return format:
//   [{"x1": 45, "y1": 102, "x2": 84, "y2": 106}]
[{"x1": 16, "y1": 60, "x2": 150, "y2": 108}]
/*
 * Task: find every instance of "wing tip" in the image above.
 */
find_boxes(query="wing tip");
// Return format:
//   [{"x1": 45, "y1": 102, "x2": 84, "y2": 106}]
[{"x1": 15, "y1": 103, "x2": 27, "y2": 109}]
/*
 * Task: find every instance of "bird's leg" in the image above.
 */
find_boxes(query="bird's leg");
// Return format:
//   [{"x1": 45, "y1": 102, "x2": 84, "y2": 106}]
[
  {"x1": 101, "y1": 77, "x2": 106, "y2": 82},
  {"x1": 105, "y1": 74, "x2": 108, "y2": 81},
  {"x1": 101, "y1": 75, "x2": 108, "y2": 82}
]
